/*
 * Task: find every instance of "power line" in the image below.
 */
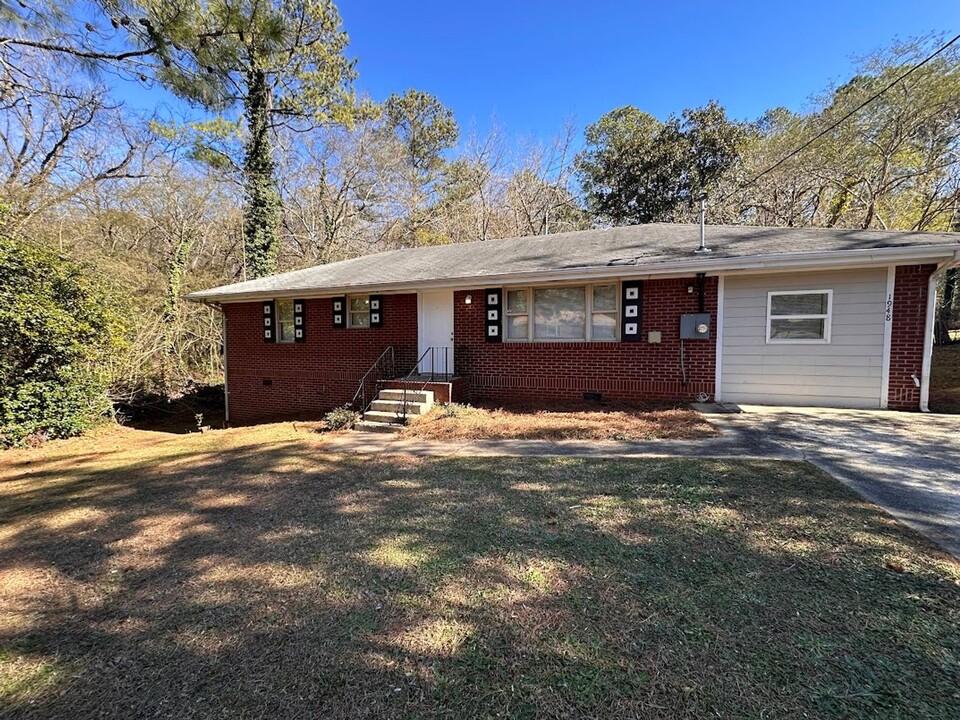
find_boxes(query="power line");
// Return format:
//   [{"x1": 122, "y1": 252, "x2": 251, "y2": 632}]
[{"x1": 719, "y1": 32, "x2": 960, "y2": 204}]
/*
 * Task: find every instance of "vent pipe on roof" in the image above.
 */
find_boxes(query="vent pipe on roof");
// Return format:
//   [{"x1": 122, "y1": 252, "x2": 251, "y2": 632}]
[{"x1": 694, "y1": 195, "x2": 712, "y2": 254}]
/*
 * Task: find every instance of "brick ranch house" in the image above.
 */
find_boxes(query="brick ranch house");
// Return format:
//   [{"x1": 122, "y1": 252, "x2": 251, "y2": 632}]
[{"x1": 187, "y1": 224, "x2": 960, "y2": 425}]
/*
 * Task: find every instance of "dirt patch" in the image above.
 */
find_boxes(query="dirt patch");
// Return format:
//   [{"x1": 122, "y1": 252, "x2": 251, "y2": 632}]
[
  {"x1": 401, "y1": 401, "x2": 718, "y2": 441},
  {"x1": 114, "y1": 384, "x2": 227, "y2": 434}
]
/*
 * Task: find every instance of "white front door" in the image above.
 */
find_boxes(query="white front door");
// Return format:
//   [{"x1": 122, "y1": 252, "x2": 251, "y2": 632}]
[{"x1": 418, "y1": 290, "x2": 454, "y2": 376}]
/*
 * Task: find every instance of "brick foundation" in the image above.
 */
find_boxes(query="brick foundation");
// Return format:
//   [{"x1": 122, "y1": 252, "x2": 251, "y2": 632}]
[
  {"x1": 224, "y1": 294, "x2": 418, "y2": 424},
  {"x1": 887, "y1": 264, "x2": 935, "y2": 410},
  {"x1": 453, "y1": 277, "x2": 718, "y2": 405}
]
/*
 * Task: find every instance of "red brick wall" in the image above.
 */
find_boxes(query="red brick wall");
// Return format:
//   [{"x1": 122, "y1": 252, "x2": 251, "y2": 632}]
[
  {"x1": 888, "y1": 264, "x2": 935, "y2": 410},
  {"x1": 224, "y1": 294, "x2": 418, "y2": 423},
  {"x1": 453, "y1": 277, "x2": 718, "y2": 404}
]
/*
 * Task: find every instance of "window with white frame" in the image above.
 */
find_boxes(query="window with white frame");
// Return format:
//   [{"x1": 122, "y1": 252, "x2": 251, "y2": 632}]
[
  {"x1": 277, "y1": 299, "x2": 296, "y2": 342},
  {"x1": 348, "y1": 295, "x2": 371, "y2": 328},
  {"x1": 505, "y1": 283, "x2": 618, "y2": 342},
  {"x1": 506, "y1": 289, "x2": 529, "y2": 340},
  {"x1": 767, "y1": 290, "x2": 832, "y2": 343}
]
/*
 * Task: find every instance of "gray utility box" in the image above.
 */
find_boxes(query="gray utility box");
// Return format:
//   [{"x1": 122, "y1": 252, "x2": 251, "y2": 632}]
[{"x1": 680, "y1": 313, "x2": 711, "y2": 340}]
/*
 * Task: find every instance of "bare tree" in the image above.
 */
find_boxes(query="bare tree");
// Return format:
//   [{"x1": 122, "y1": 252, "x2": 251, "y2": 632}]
[{"x1": 0, "y1": 53, "x2": 146, "y2": 232}]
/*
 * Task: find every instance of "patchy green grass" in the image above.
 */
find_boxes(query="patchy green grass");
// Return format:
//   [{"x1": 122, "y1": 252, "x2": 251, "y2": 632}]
[
  {"x1": 931, "y1": 343, "x2": 960, "y2": 413},
  {"x1": 1, "y1": 426, "x2": 958, "y2": 719}
]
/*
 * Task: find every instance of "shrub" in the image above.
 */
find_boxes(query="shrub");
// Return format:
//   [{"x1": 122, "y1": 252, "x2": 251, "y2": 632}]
[
  {"x1": 323, "y1": 404, "x2": 359, "y2": 431},
  {"x1": 437, "y1": 402, "x2": 471, "y2": 418},
  {"x1": 0, "y1": 232, "x2": 128, "y2": 446}
]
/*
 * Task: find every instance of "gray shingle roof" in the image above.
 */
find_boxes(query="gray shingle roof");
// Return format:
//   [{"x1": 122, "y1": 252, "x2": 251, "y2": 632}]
[{"x1": 188, "y1": 223, "x2": 960, "y2": 301}]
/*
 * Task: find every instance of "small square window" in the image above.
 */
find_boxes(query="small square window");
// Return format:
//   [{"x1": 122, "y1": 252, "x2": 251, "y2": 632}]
[
  {"x1": 767, "y1": 290, "x2": 832, "y2": 343},
  {"x1": 349, "y1": 296, "x2": 371, "y2": 328}
]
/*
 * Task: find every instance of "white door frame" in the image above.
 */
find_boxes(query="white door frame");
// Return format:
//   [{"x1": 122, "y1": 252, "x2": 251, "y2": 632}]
[{"x1": 417, "y1": 290, "x2": 454, "y2": 375}]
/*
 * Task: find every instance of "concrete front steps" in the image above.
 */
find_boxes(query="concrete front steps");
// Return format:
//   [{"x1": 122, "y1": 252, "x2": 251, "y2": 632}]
[{"x1": 355, "y1": 389, "x2": 435, "y2": 433}]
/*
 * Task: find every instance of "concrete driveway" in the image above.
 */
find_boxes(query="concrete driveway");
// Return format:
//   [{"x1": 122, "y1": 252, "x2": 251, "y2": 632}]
[{"x1": 711, "y1": 406, "x2": 960, "y2": 558}]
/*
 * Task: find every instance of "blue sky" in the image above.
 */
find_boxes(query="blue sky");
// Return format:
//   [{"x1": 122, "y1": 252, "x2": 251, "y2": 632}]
[
  {"x1": 336, "y1": 0, "x2": 957, "y2": 140},
  {"x1": 119, "y1": 1, "x2": 958, "y2": 146}
]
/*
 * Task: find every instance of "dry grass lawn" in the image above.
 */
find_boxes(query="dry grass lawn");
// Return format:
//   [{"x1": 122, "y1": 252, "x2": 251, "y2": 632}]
[
  {"x1": 931, "y1": 343, "x2": 960, "y2": 413},
  {"x1": 402, "y1": 402, "x2": 718, "y2": 441},
  {"x1": 1, "y1": 424, "x2": 958, "y2": 719}
]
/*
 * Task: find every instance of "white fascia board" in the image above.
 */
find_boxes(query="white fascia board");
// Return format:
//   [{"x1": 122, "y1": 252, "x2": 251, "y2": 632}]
[{"x1": 187, "y1": 244, "x2": 960, "y2": 305}]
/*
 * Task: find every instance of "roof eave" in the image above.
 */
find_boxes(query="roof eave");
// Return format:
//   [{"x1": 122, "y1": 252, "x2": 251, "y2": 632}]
[{"x1": 186, "y1": 243, "x2": 960, "y2": 304}]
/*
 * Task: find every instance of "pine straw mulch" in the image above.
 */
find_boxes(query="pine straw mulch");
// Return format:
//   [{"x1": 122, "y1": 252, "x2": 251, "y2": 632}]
[{"x1": 401, "y1": 400, "x2": 719, "y2": 441}]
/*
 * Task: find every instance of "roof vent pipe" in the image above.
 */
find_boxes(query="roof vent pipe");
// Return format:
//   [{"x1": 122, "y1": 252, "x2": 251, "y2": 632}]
[{"x1": 694, "y1": 194, "x2": 712, "y2": 254}]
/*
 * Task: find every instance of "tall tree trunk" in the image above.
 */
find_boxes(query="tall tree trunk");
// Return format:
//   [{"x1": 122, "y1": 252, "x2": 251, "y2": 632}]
[{"x1": 242, "y1": 66, "x2": 280, "y2": 278}]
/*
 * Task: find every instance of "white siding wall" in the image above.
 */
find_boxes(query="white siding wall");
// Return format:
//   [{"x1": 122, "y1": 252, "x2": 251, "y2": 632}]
[{"x1": 721, "y1": 268, "x2": 886, "y2": 408}]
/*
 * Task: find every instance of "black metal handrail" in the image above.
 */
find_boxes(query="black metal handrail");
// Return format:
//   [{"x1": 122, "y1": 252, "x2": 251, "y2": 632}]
[
  {"x1": 399, "y1": 346, "x2": 452, "y2": 421},
  {"x1": 352, "y1": 346, "x2": 395, "y2": 413}
]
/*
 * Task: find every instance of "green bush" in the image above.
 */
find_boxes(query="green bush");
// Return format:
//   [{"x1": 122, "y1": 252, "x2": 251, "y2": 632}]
[
  {"x1": 323, "y1": 404, "x2": 359, "y2": 431},
  {"x1": 0, "y1": 231, "x2": 128, "y2": 446}
]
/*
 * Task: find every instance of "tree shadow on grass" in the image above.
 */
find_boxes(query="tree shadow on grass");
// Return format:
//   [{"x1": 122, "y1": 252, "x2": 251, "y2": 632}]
[{"x1": 0, "y1": 445, "x2": 958, "y2": 719}]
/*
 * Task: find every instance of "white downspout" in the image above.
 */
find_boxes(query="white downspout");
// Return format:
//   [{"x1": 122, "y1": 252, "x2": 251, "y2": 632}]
[{"x1": 920, "y1": 253, "x2": 960, "y2": 412}]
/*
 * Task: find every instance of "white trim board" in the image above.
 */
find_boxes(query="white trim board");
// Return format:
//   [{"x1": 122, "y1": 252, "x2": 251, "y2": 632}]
[
  {"x1": 879, "y1": 266, "x2": 895, "y2": 409},
  {"x1": 714, "y1": 274, "x2": 725, "y2": 402}
]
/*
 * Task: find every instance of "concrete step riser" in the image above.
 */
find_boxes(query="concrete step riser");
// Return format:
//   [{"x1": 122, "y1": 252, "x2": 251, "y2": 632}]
[
  {"x1": 369, "y1": 400, "x2": 429, "y2": 415},
  {"x1": 354, "y1": 421, "x2": 401, "y2": 434},
  {"x1": 361, "y1": 411, "x2": 408, "y2": 424},
  {"x1": 378, "y1": 390, "x2": 434, "y2": 404}
]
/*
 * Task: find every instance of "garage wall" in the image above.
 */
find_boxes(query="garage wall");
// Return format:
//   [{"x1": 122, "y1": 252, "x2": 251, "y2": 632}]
[{"x1": 721, "y1": 268, "x2": 886, "y2": 408}]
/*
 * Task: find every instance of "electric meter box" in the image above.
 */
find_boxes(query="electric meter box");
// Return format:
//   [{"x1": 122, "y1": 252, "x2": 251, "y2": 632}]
[{"x1": 680, "y1": 313, "x2": 711, "y2": 340}]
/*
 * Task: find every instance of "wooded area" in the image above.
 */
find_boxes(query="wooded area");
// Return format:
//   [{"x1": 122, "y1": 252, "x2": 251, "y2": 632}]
[{"x1": 1, "y1": 2, "x2": 958, "y2": 443}]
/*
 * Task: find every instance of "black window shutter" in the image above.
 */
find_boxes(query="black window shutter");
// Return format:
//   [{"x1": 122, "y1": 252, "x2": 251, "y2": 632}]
[
  {"x1": 263, "y1": 300, "x2": 276, "y2": 343},
  {"x1": 332, "y1": 296, "x2": 346, "y2": 328},
  {"x1": 484, "y1": 288, "x2": 502, "y2": 342},
  {"x1": 621, "y1": 281, "x2": 643, "y2": 342},
  {"x1": 293, "y1": 299, "x2": 306, "y2": 343},
  {"x1": 370, "y1": 294, "x2": 383, "y2": 327}
]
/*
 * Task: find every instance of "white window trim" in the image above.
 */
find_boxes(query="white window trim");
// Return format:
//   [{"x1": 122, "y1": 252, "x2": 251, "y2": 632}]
[
  {"x1": 276, "y1": 298, "x2": 296, "y2": 343},
  {"x1": 504, "y1": 282, "x2": 620, "y2": 343},
  {"x1": 347, "y1": 294, "x2": 371, "y2": 329},
  {"x1": 766, "y1": 289, "x2": 833, "y2": 344}
]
